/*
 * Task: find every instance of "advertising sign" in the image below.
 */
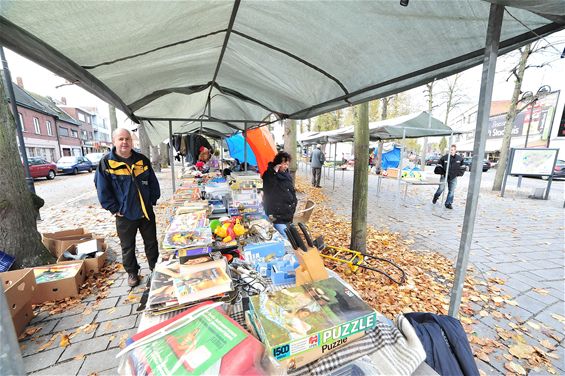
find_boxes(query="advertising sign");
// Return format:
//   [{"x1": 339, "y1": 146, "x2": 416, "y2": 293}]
[{"x1": 509, "y1": 148, "x2": 558, "y2": 176}]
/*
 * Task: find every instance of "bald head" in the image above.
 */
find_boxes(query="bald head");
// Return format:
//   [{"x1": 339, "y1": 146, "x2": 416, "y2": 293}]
[{"x1": 113, "y1": 128, "x2": 133, "y2": 158}]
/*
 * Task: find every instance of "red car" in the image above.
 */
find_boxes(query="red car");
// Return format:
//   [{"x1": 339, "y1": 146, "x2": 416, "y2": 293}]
[{"x1": 28, "y1": 157, "x2": 57, "y2": 180}]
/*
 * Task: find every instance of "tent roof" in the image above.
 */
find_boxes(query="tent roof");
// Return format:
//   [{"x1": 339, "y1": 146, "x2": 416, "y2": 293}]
[
  {"x1": 299, "y1": 112, "x2": 456, "y2": 144},
  {"x1": 1, "y1": 1, "x2": 563, "y2": 144}
]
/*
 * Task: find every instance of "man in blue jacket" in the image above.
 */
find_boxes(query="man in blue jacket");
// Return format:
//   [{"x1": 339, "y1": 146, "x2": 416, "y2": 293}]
[{"x1": 95, "y1": 128, "x2": 161, "y2": 287}]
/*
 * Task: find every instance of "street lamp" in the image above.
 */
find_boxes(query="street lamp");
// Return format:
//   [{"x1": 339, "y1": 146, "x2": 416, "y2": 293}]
[{"x1": 523, "y1": 85, "x2": 551, "y2": 148}]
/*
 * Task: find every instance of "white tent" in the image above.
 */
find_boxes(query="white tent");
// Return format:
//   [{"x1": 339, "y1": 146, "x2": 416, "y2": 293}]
[{"x1": 1, "y1": 1, "x2": 563, "y2": 143}]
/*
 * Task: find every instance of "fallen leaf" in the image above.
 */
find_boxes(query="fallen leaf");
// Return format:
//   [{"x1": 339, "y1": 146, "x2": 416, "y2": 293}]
[
  {"x1": 527, "y1": 321, "x2": 541, "y2": 330},
  {"x1": 479, "y1": 370, "x2": 487, "y2": 376},
  {"x1": 492, "y1": 296, "x2": 504, "y2": 303},
  {"x1": 540, "y1": 339, "x2": 556, "y2": 351},
  {"x1": 18, "y1": 326, "x2": 42, "y2": 340},
  {"x1": 74, "y1": 354, "x2": 85, "y2": 360},
  {"x1": 550, "y1": 313, "x2": 565, "y2": 323},
  {"x1": 504, "y1": 362, "x2": 526, "y2": 375},
  {"x1": 509, "y1": 343, "x2": 535, "y2": 359},
  {"x1": 479, "y1": 310, "x2": 488, "y2": 317},
  {"x1": 503, "y1": 354, "x2": 513, "y2": 361},
  {"x1": 59, "y1": 334, "x2": 70, "y2": 347},
  {"x1": 37, "y1": 335, "x2": 57, "y2": 352},
  {"x1": 532, "y1": 288, "x2": 549, "y2": 296},
  {"x1": 476, "y1": 352, "x2": 490, "y2": 362}
]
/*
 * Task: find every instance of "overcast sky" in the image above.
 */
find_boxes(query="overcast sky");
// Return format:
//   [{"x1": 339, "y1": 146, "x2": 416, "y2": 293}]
[{"x1": 4, "y1": 30, "x2": 564, "y2": 128}]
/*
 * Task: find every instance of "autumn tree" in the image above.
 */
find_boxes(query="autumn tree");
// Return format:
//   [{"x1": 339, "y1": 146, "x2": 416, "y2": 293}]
[
  {"x1": 350, "y1": 102, "x2": 369, "y2": 252},
  {"x1": 314, "y1": 111, "x2": 339, "y2": 131},
  {"x1": 283, "y1": 119, "x2": 297, "y2": 180},
  {"x1": 439, "y1": 136, "x2": 448, "y2": 154},
  {"x1": 0, "y1": 76, "x2": 54, "y2": 267}
]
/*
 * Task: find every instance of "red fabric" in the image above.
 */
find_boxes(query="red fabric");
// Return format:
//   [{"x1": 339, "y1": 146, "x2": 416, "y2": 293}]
[{"x1": 246, "y1": 126, "x2": 276, "y2": 175}]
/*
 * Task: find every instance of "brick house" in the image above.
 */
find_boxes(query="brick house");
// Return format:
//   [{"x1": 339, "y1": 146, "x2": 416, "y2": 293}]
[
  {"x1": 60, "y1": 104, "x2": 95, "y2": 155},
  {"x1": 3, "y1": 75, "x2": 61, "y2": 162}
]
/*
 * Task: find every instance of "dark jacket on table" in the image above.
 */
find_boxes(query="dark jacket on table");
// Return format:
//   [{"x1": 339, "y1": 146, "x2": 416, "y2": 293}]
[
  {"x1": 438, "y1": 153, "x2": 465, "y2": 180},
  {"x1": 405, "y1": 312, "x2": 479, "y2": 376},
  {"x1": 95, "y1": 147, "x2": 160, "y2": 221},
  {"x1": 262, "y1": 162, "x2": 297, "y2": 224}
]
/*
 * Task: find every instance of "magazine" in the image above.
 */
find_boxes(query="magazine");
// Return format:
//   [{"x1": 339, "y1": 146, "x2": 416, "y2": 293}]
[
  {"x1": 173, "y1": 259, "x2": 233, "y2": 304},
  {"x1": 119, "y1": 302, "x2": 267, "y2": 376},
  {"x1": 34, "y1": 263, "x2": 82, "y2": 284},
  {"x1": 249, "y1": 277, "x2": 377, "y2": 363}
]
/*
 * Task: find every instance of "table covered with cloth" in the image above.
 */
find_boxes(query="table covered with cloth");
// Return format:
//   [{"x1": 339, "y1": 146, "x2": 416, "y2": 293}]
[{"x1": 137, "y1": 273, "x2": 426, "y2": 376}]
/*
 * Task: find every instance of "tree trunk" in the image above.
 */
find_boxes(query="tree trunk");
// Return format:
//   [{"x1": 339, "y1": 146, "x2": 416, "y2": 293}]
[
  {"x1": 493, "y1": 44, "x2": 530, "y2": 191},
  {"x1": 109, "y1": 104, "x2": 118, "y2": 134},
  {"x1": 0, "y1": 78, "x2": 54, "y2": 268},
  {"x1": 350, "y1": 103, "x2": 369, "y2": 252},
  {"x1": 160, "y1": 142, "x2": 169, "y2": 168},
  {"x1": 138, "y1": 121, "x2": 151, "y2": 157},
  {"x1": 421, "y1": 82, "x2": 434, "y2": 169},
  {"x1": 151, "y1": 145, "x2": 161, "y2": 172},
  {"x1": 283, "y1": 119, "x2": 297, "y2": 181}
]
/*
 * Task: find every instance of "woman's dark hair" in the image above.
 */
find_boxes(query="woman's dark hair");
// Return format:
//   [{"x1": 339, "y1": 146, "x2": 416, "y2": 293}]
[{"x1": 273, "y1": 151, "x2": 291, "y2": 165}]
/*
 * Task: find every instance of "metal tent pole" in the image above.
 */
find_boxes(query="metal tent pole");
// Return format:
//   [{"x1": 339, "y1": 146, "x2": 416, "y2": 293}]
[
  {"x1": 332, "y1": 142, "x2": 337, "y2": 191},
  {"x1": 169, "y1": 120, "x2": 175, "y2": 192},
  {"x1": 243, "y1": 122, "x2": 248, "y2": 171},
  {"x1": 0, "y1": 287, "x2": 24, "y2": 375},
  {"x1": 449, "y1": 3, "x2": 504, "y2": 317},
  {"x1": 396, "y1": 129, "x2": 406, "y2": 207}
]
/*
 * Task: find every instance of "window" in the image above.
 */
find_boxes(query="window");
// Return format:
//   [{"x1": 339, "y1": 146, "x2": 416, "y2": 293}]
[
  {"x1": 33, "y1": 117, "x2": 41, "y2": 134},
  {"x1": 82, "y1": 130, "x2": 88, "y2": 140},
  {"x1": 77, "y1": 112, "x2": 86, "y2": 122},
  {"x1": 18, "y1": 113, "x2": 25, "y2": 132},
  {"x1": 59, "y1": 126, "x2": 69, "y2": 137},
  {"x1": 71, "y1": 130, "x2": 78, "y2": 138},
  {"x1": 46, "y1": 120, "x2": 53, "y2": 136}
]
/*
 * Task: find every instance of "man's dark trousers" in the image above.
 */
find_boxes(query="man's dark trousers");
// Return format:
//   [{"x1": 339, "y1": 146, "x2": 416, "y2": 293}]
[
  {"x1": 312, "y1": 167, "x2": 322, "y2": 187},
  {"x1": 116, "y1": 213, "x2": 159, "y2": 274}
]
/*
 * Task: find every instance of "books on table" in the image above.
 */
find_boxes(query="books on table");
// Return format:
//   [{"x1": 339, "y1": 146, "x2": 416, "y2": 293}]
[
  {"x1": 173, "y1": 259, "x2": 233, "y2": 305},
  {"x1": 249, "y1": 277, "x2": 377, "y2": 369},
  {"x1": 119, "y1": 302, "x2": 267, "y2": 376}
]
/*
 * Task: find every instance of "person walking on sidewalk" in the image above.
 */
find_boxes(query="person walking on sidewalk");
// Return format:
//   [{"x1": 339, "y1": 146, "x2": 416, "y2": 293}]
[
  {"x1": 310, "y1": 144, "x2": 325, "y2": 188},
  {"x1": 95, "y1": 128, "x2": 161, "y2": 287},
  {"x1": 432, "y1": 144, "x2": 464, "y2": 209}
]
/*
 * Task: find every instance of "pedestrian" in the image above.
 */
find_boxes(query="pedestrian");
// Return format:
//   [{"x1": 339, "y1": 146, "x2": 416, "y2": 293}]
[
  {"x1": 262, "y1": 151, "x2": 297, "y2": 239},
  {"x1": 432, "y1": 144, "x2": 464, "y2": 209},
  {"x1": 310, "y1": 144, "x2": 325, "y2": 188},
  {"x1": 94, "y1": 128, "x2": 161, "y2": 287}
]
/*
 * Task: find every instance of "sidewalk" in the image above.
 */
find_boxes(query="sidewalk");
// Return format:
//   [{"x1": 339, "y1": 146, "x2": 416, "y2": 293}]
[{"x1": 299, "y1": 164, "x2": 564, "y2": 375}]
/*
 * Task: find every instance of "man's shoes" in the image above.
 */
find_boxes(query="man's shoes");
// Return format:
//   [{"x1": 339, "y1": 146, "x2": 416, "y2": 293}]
[
  {"x1": 316, "y1": 185, "x2": 322, "y2": 188},
  {"x1": 432, "y1": 196, "x2": 438, "y2": 204},
  {"x1": 445, "y1": 204, "x2": 453, "y2": 209},
  {"x1": 127, "y1": 273, "x2": 140, "y2": 287}
]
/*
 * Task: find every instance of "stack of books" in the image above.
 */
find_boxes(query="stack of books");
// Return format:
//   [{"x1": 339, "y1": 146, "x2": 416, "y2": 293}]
[
  {"x1": 248, "y1": 278, "x2": 377, "y2": 371},
  {"x1": 146, "y1": 256, "x2": 234, "y2": 315}
]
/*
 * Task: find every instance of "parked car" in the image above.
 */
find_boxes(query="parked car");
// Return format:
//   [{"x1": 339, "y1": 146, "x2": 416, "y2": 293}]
[
  {"x1": 462, "y1": 157, "x2": 491, "y2": 172},
  {"x1": 425, "y1": 154, "x2": 441, "y2": 166},
  {"x1": 27, "y1": 157, "x2": 57, "y2": 180},
  {"x1": 551, "y1": 159, "x2": 565, "y2": 178},
  {"x1": 56, "y1": 156, "x2": 93, "y2": 175},
  {"x1": 85, "y1": 152, "x2": 106, "y2": 169}
]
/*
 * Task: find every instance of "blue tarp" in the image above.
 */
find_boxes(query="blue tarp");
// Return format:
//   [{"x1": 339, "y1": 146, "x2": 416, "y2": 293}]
[
  {"x1": 225, "y1": 133, "x2": 257, "y2": 166},
  {"x1": 374, "y1": 146, "x2": 401, "y2": 170}
]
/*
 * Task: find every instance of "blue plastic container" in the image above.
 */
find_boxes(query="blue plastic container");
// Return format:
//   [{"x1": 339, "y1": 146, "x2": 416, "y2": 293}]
[{"x1": 0, "y1": 250, "x2": 15, "y2": 272}]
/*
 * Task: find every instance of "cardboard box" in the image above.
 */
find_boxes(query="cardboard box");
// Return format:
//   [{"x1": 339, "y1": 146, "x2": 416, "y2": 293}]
[
  {"x1": 57, "y1": 240, "x2": 107, "y2": 275},
  {"x1": 32, "y1": 261, "x2": 85, "y2": 304},
  {"x1": 42, "y1": 228, "x2": 94, "y2": 258},
  {"x1": 385, "y1": 167, "x2": 400, "y2": 178},
  {"x1": 0, "y1": 269, "x2": 36, "y2": 318},
  {"x1": 12, "y1": 301, "x2": 34, "y2": 337}
]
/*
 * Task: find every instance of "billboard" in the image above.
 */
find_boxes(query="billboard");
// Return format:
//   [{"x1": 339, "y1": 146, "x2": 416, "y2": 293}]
[{"x1": 509, "y1": 148, "x2": 558, "y2": 176}]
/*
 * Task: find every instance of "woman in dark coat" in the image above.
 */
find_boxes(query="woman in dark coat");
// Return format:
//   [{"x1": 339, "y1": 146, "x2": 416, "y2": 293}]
[{"x1": 262, "y1": 151, "x2": 297, "y2": 238}]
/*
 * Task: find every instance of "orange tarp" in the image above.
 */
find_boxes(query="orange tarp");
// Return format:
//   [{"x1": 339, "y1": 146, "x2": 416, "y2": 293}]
[{"x1": 246, "y1": 127, "x2": 276, "y2": 175}]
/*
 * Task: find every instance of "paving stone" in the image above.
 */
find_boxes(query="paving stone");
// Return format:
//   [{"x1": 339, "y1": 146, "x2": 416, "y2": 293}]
[
  {"x1": 515, "y1": 294, "x2": 552, "y2": 315},
  {"x1": 29, "y1": 358, "x2": 84, "y2": 376},
  {"x1": 20, "y1": 334, "x2": 60, "y2": 357},
  {"x1": 522, "y1": 290, "x2": 560, "y2": 306},
  {"x1": 96, "y1": 305, "x2": 132, "y2": 322},
  {"x1": 48, "y1": 304, "x2": 89, "y2": 320},
  {"x1": 27, "y1": 318, "x2": 59, "y2": 337},
  {"x1": 97, "y1": 367, "x2": 119, "y2": 375},
  {"x1": 107, "y1": 284, "x2": 136, "y2": 298},
  {"x1": 60, "y1": 335, "x2": 111, "y2": 362},
  {"x1": 23, "y1": 347, "x2": 65, "y2": 374},
  {"x1": 89, "y1": 296, "x2": 119, "y2": 311},
  {"x1": 30, "y1": 311, "x2": 51, "y2": 325},
  {"x1": 95, "y1": 314, "x2": 138, "y2": 336},
  {"x1": 53, "y1": 312, "x2": 97, "y2": 332},
  {"x1": 534, "y1": 305, "x2": 565, "y2": 333},
  {"x1": 78, "y1": 348, "x2": 121, "y2": 375}
]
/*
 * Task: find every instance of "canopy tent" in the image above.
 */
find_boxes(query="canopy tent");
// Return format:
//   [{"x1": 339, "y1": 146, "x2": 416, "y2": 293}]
[
  {"x1": 1, "y1": 1, "x2": 563, "y2": 144},
  {"x1": 225, "y1": 133, "x2": 258, "y2": 167}
]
